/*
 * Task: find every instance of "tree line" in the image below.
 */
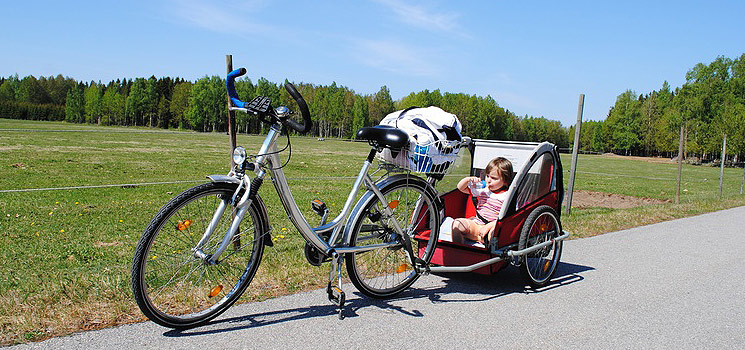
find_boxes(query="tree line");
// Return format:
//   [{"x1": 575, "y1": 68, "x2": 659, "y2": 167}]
[
  {"x1": 0, "y1": 73, "x2": 569, "y2": 147},
  {"x1": 571, "y1": 54, "x2": 745, "y2": 162},
  {"x1": 3, "y1": 53, "x2": 744, "y2": 161}
]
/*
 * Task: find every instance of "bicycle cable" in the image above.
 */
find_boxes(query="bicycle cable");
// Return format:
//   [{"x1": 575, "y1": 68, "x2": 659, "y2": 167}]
[{"x1": 250, "y1": 127, "x2": 292, "y2": 170}]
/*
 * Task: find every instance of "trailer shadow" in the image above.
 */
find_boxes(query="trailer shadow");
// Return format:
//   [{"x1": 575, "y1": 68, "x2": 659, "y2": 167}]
[
  {"x1": 163, "y1": 261, "x2": 593, "y2": 338},
  {"x1": 425, "y1": 260, "x2": 593, "y2": 303}
]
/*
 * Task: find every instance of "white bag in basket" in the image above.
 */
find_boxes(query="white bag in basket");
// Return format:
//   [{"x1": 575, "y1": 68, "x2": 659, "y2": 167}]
[
  {"x1": 380, "y1": 106, "x2": 462, "y2": 145},
  {"x1": 378, "y1": 106, "x2": 462, "y2": 173}
]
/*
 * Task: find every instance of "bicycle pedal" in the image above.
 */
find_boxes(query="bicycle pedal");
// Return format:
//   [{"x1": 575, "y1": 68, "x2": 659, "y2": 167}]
[
  {"x1": 311, "y1": 199, "x2": 327, "y2": 216},
  {"x1": 326, "y1": 283, "x2": 345, "y2": 307}
]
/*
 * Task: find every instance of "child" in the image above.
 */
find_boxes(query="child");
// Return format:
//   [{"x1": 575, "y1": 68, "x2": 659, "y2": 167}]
[{"x1": 452, "y1": 157, "x2": 513, "y2": 244}]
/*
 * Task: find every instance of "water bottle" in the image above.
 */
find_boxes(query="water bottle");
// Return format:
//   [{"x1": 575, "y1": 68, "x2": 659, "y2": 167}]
[{"x1": 469, "y1": 179, "x2": 486, "y2": 190}]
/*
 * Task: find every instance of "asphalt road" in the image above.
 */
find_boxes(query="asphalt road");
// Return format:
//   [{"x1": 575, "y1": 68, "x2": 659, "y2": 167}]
[{"x1": 11, "y1": 206, "x2": 745, "y2": 349}]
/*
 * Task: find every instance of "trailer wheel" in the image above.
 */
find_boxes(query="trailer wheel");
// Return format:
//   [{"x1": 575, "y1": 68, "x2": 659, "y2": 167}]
[{"x1": 518, "y1": 205, "x2": 563, "y2": 288}]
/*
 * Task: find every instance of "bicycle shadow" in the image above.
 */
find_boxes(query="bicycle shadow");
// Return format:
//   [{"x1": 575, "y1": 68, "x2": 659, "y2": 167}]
[{"x1": 163, "y1": 261, "x2": 593, "y2": 338}]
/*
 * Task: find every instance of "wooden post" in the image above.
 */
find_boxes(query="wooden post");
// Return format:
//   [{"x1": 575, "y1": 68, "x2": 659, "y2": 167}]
[
  {"x1": 676, "y1": 124, "x2": 684, "y2": 204},
  {"x1": 741, "y1": 159, "x2": 744, "y2": 195},
  {"x1": 565, "y1": 94, "x2": 584, "y2": 215},
  {"x1": 226, "y1": 55, "x2": 237, "y2": 169},
  {"x1": 719, "y1": 133, "x2": 727, "y2": 200}
]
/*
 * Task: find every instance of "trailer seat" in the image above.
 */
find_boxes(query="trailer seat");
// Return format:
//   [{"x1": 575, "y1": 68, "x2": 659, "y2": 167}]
[
  {"x1": 436, "y1": 189, "x2": 495, "y2": 249},
  {"x1": 415, "y1": 188, "x2": 498, "y2": 274}
]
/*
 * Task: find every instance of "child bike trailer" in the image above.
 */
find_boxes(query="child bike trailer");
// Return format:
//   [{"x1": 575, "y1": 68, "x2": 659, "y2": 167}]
[{"x1": 415, "y1": 139, "x2": 570, "y2": 287}]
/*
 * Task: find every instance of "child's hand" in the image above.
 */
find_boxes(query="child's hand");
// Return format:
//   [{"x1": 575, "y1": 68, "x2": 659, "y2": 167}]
[{"x1": 468, "y1": 177, "x2": 483, "y2": 189}]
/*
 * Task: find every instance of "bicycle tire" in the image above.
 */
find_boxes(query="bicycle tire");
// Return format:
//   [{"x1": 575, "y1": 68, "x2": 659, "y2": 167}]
[
  {"x1": 345, "y1": 174, "x2": 441, "y2": 298},
  {"x1": 131, "y1": 182, "x2": 267, "y2": 329},
  {"x1": 518, "y1": 205, "x2": 563, "y2": 288}
]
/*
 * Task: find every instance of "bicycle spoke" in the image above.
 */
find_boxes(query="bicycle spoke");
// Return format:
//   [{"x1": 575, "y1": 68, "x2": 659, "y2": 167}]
[{"x1": 133, "y1": 183, "x2": 266, "y2": 326}]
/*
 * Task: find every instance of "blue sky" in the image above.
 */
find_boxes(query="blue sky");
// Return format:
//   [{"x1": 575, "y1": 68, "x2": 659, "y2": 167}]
[{"x1": 2, "y1": 0, "x2": 744, "y2": 127}]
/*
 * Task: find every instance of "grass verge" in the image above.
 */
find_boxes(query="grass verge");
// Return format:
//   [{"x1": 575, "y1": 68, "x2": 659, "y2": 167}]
[{"x1": 1, "y1": 119, "x2": 744, "y2": 345}]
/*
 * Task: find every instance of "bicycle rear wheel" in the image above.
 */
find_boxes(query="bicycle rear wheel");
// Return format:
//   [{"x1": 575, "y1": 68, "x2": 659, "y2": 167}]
[
  {"x1": 345, "y1": 174, "x2": 440, "y2": 298},
  {"x1": 131, "y1": 182, "x2": 267, "y2": 328}
]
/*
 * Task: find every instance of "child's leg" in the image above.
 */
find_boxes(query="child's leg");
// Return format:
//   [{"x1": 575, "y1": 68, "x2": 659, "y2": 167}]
[
  {"x1": 452, "y1": 218, "x2": 484, "y2": 243},
  {"x1": 478, "y1": 220, "x2": 498, "y2": 244},
  {"x1": 451, "y1": 218, "x2": 471, "y2": 243}
]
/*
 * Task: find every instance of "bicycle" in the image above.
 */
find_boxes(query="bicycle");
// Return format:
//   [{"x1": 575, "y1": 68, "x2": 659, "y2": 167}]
[{"x1": 131, "y1": 67, "x2": 468, "y2": 328}]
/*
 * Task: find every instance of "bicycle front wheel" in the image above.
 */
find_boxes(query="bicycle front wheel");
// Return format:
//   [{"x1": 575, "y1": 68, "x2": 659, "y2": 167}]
[
  {"x1": 345, "y1": 174, "x2": 441, "y2": 298},
  {"x1": 131, "y1": 182, "x2": 267, "y2": 329}
]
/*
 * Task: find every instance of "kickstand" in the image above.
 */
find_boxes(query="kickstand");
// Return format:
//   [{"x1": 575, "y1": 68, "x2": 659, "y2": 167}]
[{"x1": 326, "y1": 252, "x2": 346, "y2": 320}]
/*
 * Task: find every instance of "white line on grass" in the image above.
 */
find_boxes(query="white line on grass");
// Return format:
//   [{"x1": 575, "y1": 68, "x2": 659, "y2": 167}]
[{"x1": 0, "y1": 174, "x2": 464, "y2": 193}]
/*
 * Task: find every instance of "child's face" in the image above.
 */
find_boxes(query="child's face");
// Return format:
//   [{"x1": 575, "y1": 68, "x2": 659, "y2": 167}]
[{"x1": 485, "y1": 168, "x2": 506, "y2": 192}]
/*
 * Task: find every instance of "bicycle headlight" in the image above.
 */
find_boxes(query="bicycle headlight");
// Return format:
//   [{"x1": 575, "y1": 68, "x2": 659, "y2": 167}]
[{"x1": 232, "y1": 146, "x2": 247, "y2": 165}]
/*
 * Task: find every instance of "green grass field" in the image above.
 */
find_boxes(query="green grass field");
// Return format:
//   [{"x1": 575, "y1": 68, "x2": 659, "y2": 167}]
[{"x1": 1, "y1": 119, "x2": 744, "y2": 345}]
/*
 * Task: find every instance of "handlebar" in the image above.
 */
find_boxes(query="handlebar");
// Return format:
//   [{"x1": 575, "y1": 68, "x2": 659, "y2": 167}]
[
  {"x1": 227, "y1": 68, "x2": 248, "y2": 108},
  {"x1": 226, "y1": 68, "x2": 313, "y2": 134},
  {"x1": 282, "y1": 82, "x2": 312, "y2": 134}
]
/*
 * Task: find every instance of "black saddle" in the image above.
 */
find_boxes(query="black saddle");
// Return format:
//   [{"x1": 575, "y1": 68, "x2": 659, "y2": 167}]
[{"x1": 356, "y1": 125, "x2": 409, "y2": 149}]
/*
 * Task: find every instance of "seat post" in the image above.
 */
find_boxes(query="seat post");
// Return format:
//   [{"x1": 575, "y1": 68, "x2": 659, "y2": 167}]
[{"x1": 366, "y1": 148, "x2": 377, "y2": 163}]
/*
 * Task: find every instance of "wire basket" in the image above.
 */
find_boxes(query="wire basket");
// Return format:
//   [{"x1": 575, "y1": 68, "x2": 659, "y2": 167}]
[{"x1": 377, "y1": 139, "x2": 461, "y2": 175}]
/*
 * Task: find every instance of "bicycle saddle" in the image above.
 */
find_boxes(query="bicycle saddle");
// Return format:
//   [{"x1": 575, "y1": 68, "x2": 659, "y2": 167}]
[{"x1": 356, "y1": 125, "x2": 409, "y2": 149}]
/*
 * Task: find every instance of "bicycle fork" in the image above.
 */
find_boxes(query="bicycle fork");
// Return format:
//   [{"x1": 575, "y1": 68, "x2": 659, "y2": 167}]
[{"x1": 193, "y1": 175, "x2": 258, "y2": 265}]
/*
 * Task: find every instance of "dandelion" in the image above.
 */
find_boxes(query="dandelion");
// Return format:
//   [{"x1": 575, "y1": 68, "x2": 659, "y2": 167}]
[
  {"x1": 30, "y1": 222, "x2": 35, "y2": 226},
  {"x1": 49, "y1": 211, "x2": 53, "y2": 216},
  {"x1": 60, "y1": 229, "x2": 65, "y2": 233},
  {"x1": 55, "y1": 201, "x2": 59, "y2": 204},
  {"x1": 119, "y1": 220, "x2": 123, "y2": 223},
  {"x1": 75, "y1": 202, "x2": 79, "y2": 205}
]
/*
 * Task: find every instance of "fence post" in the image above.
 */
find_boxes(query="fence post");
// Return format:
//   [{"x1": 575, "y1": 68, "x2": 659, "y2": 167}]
[
  {"x1": 741, "y1": 161, "x2": 744, "y2": 195},
  {"x1": 676, "y1": 124, "x2": 684, "y2": 204},
  {"x1": 226, "y1": 55, "x2": 237, "y2": 169},
  {"x1": 565, "y1": 93, "x2": 584, "y2": 215},
  {"x1": 719, "y1": 133, "x2": 727, "y2": 200}
]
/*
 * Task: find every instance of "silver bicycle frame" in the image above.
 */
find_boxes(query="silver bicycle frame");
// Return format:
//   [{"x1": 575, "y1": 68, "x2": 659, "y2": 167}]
[
  {"x1": 202, "y1": 122, "x2": 406, "y2": 263},
  {"x1": 263, "y1": 124, "x2": 406, "y2": 256}
]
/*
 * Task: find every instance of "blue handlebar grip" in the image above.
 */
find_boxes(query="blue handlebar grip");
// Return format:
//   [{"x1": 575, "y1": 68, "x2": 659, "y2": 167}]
[{"x1": 226, "y1": 68, "x2": 247, "y2": 108}]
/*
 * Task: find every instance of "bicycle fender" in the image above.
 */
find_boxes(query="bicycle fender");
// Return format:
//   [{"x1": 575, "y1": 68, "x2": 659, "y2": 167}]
[{"x1": 207, "y1": 175, "x2": 241, "y2": 185}]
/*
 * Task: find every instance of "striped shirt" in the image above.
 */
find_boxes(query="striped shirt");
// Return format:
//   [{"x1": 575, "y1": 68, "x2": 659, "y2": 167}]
[{"x1": 470, "y1": 186, "x2": 508, "y2": 223}]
